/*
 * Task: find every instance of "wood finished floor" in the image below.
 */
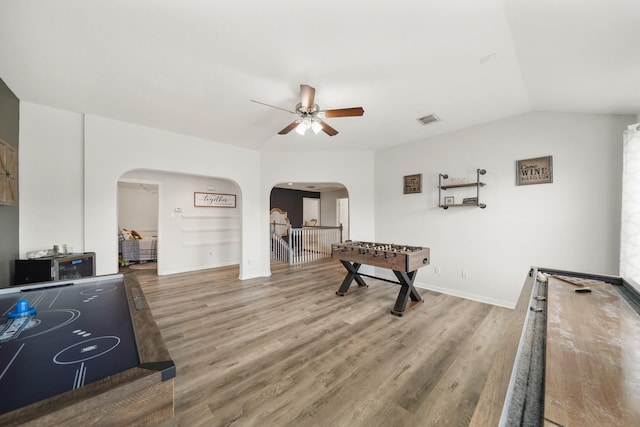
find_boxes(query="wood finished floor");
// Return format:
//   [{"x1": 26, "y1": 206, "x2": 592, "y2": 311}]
[{"x1": 130, "y1": 259, "x2": 512, "y2": 427}]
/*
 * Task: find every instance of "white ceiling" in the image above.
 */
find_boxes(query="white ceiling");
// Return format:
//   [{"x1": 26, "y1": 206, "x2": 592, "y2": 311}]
[{"x1": 1, "y1": 0, "x2": 638, "y2": 152}]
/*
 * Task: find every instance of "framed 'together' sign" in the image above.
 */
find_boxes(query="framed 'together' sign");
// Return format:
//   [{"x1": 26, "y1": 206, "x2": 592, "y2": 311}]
[{"x1": 194, "y1": 192, "x2": 236, "y2": 208}]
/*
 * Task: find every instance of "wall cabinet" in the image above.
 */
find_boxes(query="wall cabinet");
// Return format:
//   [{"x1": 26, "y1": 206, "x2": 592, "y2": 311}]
[
  {"x1": 438, "y1": 168, "x2": 486, "y2": 209},
  {"x1": 0, "y1": 139, "x2": 18, "y2": 206}
]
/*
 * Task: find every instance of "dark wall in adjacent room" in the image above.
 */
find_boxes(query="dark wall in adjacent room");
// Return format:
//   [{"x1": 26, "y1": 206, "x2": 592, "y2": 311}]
[
  {"x1": 0, "y1": 78, "x2": 20, "y2": 286},
  {"x1": 270, "y1": 188, "x2": 319, "y2": 228}
]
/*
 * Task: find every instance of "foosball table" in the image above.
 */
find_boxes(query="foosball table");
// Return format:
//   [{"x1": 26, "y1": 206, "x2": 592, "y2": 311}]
[{"x1": 331, "y1": 241, "x2": 430, "y2": 316}]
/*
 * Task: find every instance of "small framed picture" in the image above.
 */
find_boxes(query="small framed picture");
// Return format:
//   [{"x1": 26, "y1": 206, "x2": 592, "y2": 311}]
[
  {"x1": 444, "y1": 196, "x2": 454, "y2": 205},
  {"x1": 404, "y1": 174, "x2": 422, "y2": 194}
]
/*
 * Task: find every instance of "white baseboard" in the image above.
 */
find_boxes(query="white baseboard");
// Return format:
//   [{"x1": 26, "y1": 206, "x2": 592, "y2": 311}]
[{"x1": 374, "y1": 270, "x2": 515, "y2": 309}]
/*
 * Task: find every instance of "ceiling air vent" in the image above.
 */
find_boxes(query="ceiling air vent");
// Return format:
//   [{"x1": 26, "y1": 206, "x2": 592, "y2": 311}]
[{"x1": 417, "y1": 114, "x2": 440, "y2": 126}]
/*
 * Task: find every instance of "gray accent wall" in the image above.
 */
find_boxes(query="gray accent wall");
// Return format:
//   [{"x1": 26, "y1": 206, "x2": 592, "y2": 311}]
[{"x1": 0, "y1": 78, "x2": 19, "y2": 286}]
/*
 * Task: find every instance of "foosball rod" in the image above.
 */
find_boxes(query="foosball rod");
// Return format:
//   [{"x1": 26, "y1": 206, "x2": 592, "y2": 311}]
[{"x1": 358, "y1": 273, "x2": 403, "y2": 286}]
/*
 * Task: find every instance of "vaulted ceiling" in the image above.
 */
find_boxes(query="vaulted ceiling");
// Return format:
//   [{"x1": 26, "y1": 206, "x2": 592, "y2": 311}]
[{"x1": 1, "y1": 0, "x2": 638, "y2": 152}]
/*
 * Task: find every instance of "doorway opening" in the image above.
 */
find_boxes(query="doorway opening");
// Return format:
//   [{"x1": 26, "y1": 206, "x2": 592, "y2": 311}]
[
  {"x1": 117, "y1": 180, "x2": 159, "y2": 270},
  {"x1": 269, "y1": 182, "x2": 349, "y2": 265}
]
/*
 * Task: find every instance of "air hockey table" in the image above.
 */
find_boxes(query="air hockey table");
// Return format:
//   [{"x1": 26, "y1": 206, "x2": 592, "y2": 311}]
[{"x1": 0, "y1": 273, "x2": 175, "y2": 426}]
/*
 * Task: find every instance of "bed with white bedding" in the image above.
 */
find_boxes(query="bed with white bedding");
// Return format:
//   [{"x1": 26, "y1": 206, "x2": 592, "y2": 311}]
[{"x1": 118, "y1": 229, "x2": 158, "y2": 262}]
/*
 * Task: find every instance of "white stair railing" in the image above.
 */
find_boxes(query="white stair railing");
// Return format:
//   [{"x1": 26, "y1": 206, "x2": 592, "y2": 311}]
[
  {"x1": 288, "y1": 226, "x2": 342, "y2": 265},
  {"x1": 271, "y1": 234, "x2": 290, "y2": 263},
  {"x1": 270, "y1": 222, "x2": 343, "y2": 265}
]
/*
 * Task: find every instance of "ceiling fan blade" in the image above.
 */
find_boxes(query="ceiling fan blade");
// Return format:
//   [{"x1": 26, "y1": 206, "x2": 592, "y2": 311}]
[
  {"x1": 319, "y1": 120, "x2": 339, "y2": 136},
  {"x1": 300, "y1": 84, "x2": 316, "y2": 111},
  {"x1": 322, "y1": 107, "x2": 365, "y2": 118},
  {"x1": 250, "y1": 99, "x2": 296, "y2": 114},
  {"x1": 278, "y1": 121, "x2": 300, "y2": 135}
]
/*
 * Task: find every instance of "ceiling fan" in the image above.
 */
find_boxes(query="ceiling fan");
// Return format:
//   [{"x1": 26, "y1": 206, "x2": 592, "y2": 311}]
[{"x1": 251, "y1": 84, "x2": 364, "y2": 136}]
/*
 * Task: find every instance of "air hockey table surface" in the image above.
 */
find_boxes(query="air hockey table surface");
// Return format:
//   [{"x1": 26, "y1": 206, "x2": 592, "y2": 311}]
[{"x1": 0, "y1": 273, "x2": 175, "y2": 426}]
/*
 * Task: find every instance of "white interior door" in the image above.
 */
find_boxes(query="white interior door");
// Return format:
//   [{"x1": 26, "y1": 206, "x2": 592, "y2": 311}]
[
  {"x1": 303, "y1": 197, "x2": 320, "y2": 225},
  {"x1": 337, "y1": 198, "x2": 349, "y2": 241}
]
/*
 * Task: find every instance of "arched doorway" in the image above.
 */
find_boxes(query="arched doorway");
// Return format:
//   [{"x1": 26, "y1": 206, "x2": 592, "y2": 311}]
[
  {"x1": 269, "y1": 182, "x2": 348, "y2": 265},
  {"x1": 118, "y1": 169, "x2": 242, "y2": 276}
]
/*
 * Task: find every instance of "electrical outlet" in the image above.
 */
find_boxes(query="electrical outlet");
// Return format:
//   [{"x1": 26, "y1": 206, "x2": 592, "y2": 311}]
[
  {"x1": 462, "y1": 270, "x2": 469, "y2": 279},
  {"x1": 434, "y1": 266, "x2": 441, "y2": 275}
]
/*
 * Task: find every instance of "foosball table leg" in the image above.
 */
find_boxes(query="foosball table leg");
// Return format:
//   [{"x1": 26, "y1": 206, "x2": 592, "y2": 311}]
[
  {"x1": 336, "y1": 261, "x2": 369, "y2": 296},
  {"x1": 390, "y1": 270, "x2": 424, "y2": 316}
]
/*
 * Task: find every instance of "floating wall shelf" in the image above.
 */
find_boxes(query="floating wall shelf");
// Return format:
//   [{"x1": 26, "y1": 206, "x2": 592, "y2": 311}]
[{"x1": 438, "y1": 168, "x2": 486, "y2": 209}]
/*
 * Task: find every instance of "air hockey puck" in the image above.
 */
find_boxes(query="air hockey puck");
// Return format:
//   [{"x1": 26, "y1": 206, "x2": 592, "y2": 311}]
[{"x1": 8, "y1": 299, "x2": 37, "y2": 318}]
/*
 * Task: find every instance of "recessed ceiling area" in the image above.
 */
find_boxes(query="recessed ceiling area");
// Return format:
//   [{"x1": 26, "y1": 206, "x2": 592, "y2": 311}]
[
  {"x1": 117, "y1": 181, "x2": 158, "y2": 194},
  {"x1": 1, "y1": 1, "x2": 638, "y2": 152},
  {"x1": 273, "y1": 182, "x2": 346, "y2": 193}
]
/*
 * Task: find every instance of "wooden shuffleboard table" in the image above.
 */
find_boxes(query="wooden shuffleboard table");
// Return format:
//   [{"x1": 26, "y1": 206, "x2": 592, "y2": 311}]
[
  {"x1": 470, "y1": 267, "x2": 640, "y2": 426},
  {"x1": 331, "y1": 241, "x2": 430, "y2": 316},
  {"x1": 0, "y1": 273, "x2": 175, "y2": 426}
]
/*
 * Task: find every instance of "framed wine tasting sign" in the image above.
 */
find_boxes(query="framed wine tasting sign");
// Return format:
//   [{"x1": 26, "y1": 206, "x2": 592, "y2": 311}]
[{"x1": 516, "y1": 156, "x2": 553, "y2": 186}]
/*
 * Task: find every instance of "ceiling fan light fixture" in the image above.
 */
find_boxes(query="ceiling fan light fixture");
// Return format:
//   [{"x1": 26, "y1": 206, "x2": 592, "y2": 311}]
[
  {"x1": 253, "y1": 84, "x2": 364, "y2": 136},
  {"x1": 295, "y1": 123, "x2": 307, "y2": 135},
  {"x1": 296, "y1": 117, "x2": 314, "y2": 135}
]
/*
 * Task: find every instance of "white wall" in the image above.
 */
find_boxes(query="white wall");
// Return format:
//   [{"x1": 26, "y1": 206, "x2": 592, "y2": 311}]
[
  {"x1": 19, "y1": 104, "x2": 264, "y2": 279},
  {"x1": 375, "y1": 112, "x2": 632, "y2": 307},
  {"x1": 84, "y1": 115, "x2": 263, "y2": 278},
  {"x1": 20, "y1": 103, "x2": 629, "y2": 307},
  {"x1": 118, "y1": 181, "x2": 158, "y2": 236},
  {"x1": 19, "y1": 103, "x2": 377, "y2": 281},
  {"x1": 120, "y1": 169, "x2": 242, "y2": 274},
  {"x1": 19, "y1": 103, "x2": 85, "y2": 255}
]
